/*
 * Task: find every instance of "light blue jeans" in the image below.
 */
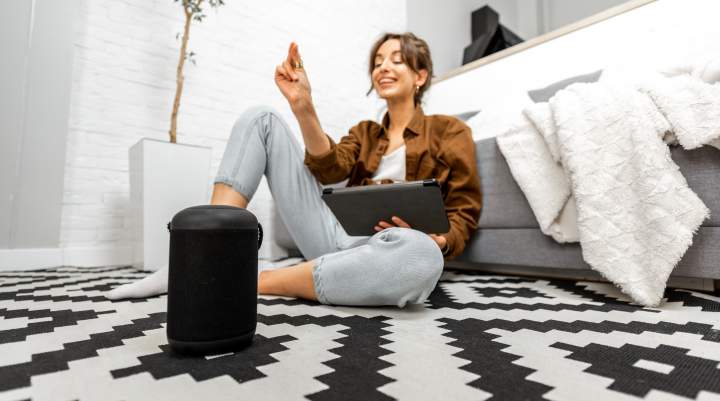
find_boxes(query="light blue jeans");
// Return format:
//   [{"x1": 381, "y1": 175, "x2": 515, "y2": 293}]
[{"x1": 214, "y1": 105, "x2": 443, "y2": 307}]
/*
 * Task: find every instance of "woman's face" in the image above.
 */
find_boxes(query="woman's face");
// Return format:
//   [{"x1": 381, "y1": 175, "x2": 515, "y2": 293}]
[{"x1": 372, "y1": 39, "x2": 427, "y2": 103}]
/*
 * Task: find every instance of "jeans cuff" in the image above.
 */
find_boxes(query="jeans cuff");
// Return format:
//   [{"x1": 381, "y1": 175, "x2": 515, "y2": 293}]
[
  {"x1": 213, "y1": 176, "x2": 254, "y2": 202},
  {"x1": 312, "y1": 256, "x2": 330, "y2": 305}
]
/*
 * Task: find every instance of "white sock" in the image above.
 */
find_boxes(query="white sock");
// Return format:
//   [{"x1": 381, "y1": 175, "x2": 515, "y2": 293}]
[{"x1": 106, "y1": 265, "x2": 168, "y2": 300}]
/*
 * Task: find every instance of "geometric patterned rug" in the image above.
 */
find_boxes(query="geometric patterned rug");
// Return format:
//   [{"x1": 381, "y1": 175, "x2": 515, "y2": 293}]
[{"x1": 1, "y1": 266, "x2": 719, "y2": 401}]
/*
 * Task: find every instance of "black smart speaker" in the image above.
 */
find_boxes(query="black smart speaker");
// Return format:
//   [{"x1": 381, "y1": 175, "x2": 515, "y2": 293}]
[{"x1": 166, "y1": 205, "x2": 263, "y2": 356}]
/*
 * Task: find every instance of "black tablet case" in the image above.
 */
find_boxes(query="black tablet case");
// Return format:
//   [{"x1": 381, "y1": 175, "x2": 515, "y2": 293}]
[{"x1": 321, "y1": 179, "x2": 449, "y2": 236}]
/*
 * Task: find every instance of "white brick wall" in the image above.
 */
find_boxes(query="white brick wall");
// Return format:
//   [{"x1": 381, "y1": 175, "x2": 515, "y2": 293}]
[{"x1": 61, "y1": 0, "x2": 406, "y2": 264}]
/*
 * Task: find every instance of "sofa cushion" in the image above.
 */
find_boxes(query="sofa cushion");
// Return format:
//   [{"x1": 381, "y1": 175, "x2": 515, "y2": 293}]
[
  {"x1": 673, "y1": 145, "x2": 720, "y2": 226},
  {"x1": 475, "y1": 137, "x2": 540, "y2": 228}
]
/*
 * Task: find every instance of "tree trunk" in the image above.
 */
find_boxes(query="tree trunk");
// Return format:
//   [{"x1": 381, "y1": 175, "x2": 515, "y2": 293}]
[{"x1": 169, "y1": 2, "x2": 195, "y2": 144}]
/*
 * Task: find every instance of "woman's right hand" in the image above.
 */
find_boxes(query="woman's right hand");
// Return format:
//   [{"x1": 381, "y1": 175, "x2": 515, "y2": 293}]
[{"x1": 275, "y1": 42, "x2": 313, "y2": 110}]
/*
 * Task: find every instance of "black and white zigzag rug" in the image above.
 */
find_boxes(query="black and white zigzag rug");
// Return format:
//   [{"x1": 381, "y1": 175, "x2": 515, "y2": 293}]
[{"x1": 1, "y1": 265, "x2": 720, "y2": 401}]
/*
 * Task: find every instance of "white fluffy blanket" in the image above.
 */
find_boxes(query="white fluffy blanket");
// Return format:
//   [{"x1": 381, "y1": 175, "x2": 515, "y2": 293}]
[{"x1": 496, "y1": 62, "x2": 720, "y2": 306}]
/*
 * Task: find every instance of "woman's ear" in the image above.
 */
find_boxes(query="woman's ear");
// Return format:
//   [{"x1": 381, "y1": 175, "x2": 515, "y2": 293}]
[{"x1": 415, "y1": 69, "x2": 429, "y2": 88}]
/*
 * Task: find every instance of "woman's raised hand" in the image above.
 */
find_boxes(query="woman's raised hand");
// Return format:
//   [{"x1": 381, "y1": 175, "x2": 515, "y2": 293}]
[{"x1": 275, "y1": 42, "x2": 312, "y2": 110}]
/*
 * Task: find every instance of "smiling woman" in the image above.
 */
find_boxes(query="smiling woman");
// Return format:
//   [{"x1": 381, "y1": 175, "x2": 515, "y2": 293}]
[
  {"x1": 108, "y1": 32, "x2": 482, "y2": 309},
  {"x1": 367, "y1": 32, "x2": 433, "y2": 108}
]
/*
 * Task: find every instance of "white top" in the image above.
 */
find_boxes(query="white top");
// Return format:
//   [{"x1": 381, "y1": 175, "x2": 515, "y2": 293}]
[{"x1": 371, "y1": 144, "x2": 406, "y2": 183}]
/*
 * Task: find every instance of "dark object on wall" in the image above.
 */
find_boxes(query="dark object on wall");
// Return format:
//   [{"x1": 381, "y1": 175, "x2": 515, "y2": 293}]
[
  {"x1": 463, "y1": 6, "x2": 524, "y2": 65},
  {"x1": 166, "y1": 205, "x2": 263, "y2": 356}
]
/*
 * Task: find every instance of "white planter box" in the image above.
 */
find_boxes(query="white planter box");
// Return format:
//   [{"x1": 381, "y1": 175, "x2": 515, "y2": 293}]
[{"x1": 129, "y1": 138, "x2": 211, "y2": 271}]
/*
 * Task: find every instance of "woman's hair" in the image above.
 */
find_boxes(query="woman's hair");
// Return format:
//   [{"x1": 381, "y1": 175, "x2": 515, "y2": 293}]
[{"x1": 366, "y1": 32, "x2": 434, "y2": 106}]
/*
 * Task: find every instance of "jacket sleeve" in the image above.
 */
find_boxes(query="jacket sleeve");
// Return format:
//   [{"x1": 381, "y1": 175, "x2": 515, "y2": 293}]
[
  {"x1": 439, "y1": 124, "x2": 483, "y2": 260},
  {"x1": 303, "y1": 125, "x2": 363, "y2": 185}
]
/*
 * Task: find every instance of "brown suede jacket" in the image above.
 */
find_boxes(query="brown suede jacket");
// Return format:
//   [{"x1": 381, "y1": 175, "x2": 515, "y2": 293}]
[{"x1": 304, "y1": 106, "x2": 482, "y2": 260}]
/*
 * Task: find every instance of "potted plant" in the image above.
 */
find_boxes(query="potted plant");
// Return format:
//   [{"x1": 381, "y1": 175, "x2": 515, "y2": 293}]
[{"x1": 128, "y1": 0, "x2": 223, "y2": 271}]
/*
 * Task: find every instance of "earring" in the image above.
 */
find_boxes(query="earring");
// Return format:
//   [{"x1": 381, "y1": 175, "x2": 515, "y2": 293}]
[{"x1": 415, "y1": 85, "x2": 420, "y2": 94}]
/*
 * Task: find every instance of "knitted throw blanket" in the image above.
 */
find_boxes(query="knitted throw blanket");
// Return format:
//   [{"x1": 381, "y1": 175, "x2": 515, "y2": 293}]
[{"x1": 497, "y1": 66, "x2": 720, "y2": 306}]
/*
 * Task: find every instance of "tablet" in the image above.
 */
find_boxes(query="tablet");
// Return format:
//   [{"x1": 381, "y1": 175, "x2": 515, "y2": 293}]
[{"x1": 321, "y1": 179, "x2": 449, "y2": 236}]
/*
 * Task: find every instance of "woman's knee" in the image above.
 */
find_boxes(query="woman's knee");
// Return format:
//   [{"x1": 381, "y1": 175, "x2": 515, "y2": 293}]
[
  {"x1": 370, "y1": 228, "x2": 442, "y2": 264},
  {"x1": 229, "y1": 105, "x2": 282, "y2": 141},
  {"x1": 312, "y1": 228, "x2": 443, "y2": 307},
  {"x1": 370, "y1": 228, "x2": 444, "y2": 306},
  {"x1": 239, "y1": 105, "x2": 279, "y2": 123}
]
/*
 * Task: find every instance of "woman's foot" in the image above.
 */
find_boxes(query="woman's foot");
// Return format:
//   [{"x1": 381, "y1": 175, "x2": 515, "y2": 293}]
[{"x1": 106, "y1": 265, "x2": 169, "y2": 300}]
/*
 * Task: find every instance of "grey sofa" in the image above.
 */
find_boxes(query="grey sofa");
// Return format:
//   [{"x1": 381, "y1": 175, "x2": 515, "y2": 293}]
[
  {"x1": 446, "y1": 138, "x2": 720, "y2": 287},
  {"x1": 272, "y1": 138, "x2": 720, "y2": 288}
]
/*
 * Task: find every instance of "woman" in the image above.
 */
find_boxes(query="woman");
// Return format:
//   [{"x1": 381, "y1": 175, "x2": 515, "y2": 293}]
[{"x1": 108, "y1": 32, "x2": 481, "y2": 307}]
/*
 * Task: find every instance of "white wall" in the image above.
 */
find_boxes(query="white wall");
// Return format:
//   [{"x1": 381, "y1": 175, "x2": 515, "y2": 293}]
[
  {"x1": 0, "y1": 0, "x2": 32, "y2": 250},
  {"x1": 540, "y1": 0, "x2": 628, "y2": 33},
  {"x1": 423, "y1": 0, "x2": 720, "y2": 140},
  {"x1": 0, "y1": 1, "x2": 77, "y2": 257},
  {"x1": 57, "y1": 0, "x2": 405, "y2": 266}
]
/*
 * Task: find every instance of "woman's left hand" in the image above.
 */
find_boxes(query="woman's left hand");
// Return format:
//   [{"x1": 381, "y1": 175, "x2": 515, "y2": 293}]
[{"x1": 375, "y1": 216, "x2": 448, "y2": 250}]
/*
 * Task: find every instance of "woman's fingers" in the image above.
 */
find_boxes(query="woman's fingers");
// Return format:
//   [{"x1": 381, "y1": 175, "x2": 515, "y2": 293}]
[
  {"x1": 282, "y1": 60, "x2": 298, "y2": 81},
  {"x1": 286, "y1": 42, "x2": 296, "y2": 64},
  {"x1": 391, "y1": 216, "x2": 411, "y2": 228},
  {"x1": 276, "y1": 62, "x2": 297, "y2": 82},
  {"x1": 376, "y1": 217, "x2": 410, "y2": 231},
  {"x1": 279, "y1": 42, "x2": 299, "y2": 81},
  {"x1": 287, "y1": 42, "x2": 301, "y2": 64},
  {"x1": 286, "y1": 42, "x2": 302, "y2": 73},
  {"x1": 291, "y1": 43, "x2": 301, "y2": 64},
  {"x1": 377, "y1": 220, "x2": 393, "y2": 229},
  {"x1": 275, "y1": 64, "x2": 291, "y2": 81}
]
